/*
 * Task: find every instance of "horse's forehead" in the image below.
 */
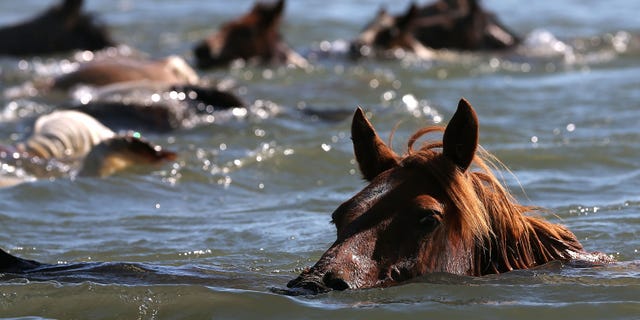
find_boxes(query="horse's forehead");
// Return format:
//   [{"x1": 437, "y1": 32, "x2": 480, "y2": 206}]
[{"x1": 347, "y1": 170, "x2": 406, "y2": 212}]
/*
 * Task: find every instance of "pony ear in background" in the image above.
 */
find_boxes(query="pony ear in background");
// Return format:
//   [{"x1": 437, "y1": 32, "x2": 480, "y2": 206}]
[
  {"x1": 255, "y1": 0, "x2": 285, "y2": 28},
  {"x1": 442, "y1": 98, "x2": 479, "y2": 172},
  {"x1": 351, "y1": 107, "x2": 399, "y2": 181},
  {"x1": 61, "y1": 0, "x2": 83, "y2": 15},
  {"x1": 397, "y1": 2, "x2": 419, "y2": 32},
  {"x1": 376, "y1": 6, "x2": 388, "y2": 18}
]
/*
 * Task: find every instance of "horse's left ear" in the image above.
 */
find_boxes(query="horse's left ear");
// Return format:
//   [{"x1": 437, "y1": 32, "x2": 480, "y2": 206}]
[
  {"x1": 442, "y1": 98, "x2": 479, "y2": 172},
  {"x1": 352, "y1": 107, "x2": 399, "y2": 181}
]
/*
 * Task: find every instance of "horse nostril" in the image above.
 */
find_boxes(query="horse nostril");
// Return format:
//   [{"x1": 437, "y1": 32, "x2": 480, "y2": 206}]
[
  {"x1": 322, "y1": 271, "x2": 350, "y2": 291},
  {"x1": 348, "y1": 42, "x2": 364, "y2": 59},
  {"x1": 193, "y1": 43, "x2": 211, "y2": 60}
]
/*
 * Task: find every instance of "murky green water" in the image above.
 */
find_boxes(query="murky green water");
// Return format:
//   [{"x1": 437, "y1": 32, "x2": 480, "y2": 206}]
[{"x1": 1, "y1": 0, "x2": 639, "y2": 319}]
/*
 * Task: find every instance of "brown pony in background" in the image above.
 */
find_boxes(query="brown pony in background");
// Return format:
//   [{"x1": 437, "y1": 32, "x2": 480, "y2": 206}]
[
  {"x1": 0, "y1": 0, "x2": 114, "y2": 56},
  {"x1": 350, "y1": 0, "x2": 520, "y2": 59},
  {"x1": 193, "y1": 0, "x2": 307, "y2": 69},
  {"x1": 287, "y1": 99, "x2": 613, "y2": 294}
]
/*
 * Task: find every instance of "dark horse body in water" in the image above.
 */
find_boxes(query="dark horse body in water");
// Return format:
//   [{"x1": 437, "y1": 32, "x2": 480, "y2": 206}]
[
  {"x1": 350, "y1": 0, "x2": 520, "y2": 59},
  {"x1": 68, "y1": 82, "x2": 245, "y2": 133},
  {"x1": 287, "y1": 99, "x2": 612, "y2": 294},
  {"x1": 193, "y1": 0, "x2": 307, "y2": 69},
  {"x1": 0, "y1": 0, "x2": 114, "y2": 56},
  {"x1": 0, "y1": 100, "x2": 613, "y2": 292}
]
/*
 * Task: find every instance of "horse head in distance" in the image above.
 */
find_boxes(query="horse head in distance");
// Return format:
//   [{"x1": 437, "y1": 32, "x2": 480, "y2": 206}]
[
  {"x1": 193, "y1": 0, "x2": 307, "y2": 68},
  {"x1": 350, "y1": 0, "x2": 521, "y2": 59},
  {"x1": 287, "y1": 99, "x2": 612, "y2": 294},
  {"x1": 0, "y1": 0, "x2": 114, "y2": 56}
]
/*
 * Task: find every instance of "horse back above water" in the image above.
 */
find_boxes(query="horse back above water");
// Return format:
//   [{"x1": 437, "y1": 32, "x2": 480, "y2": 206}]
[{"x1": 287, "y1": 99, "x2": 613, "y2": 294}]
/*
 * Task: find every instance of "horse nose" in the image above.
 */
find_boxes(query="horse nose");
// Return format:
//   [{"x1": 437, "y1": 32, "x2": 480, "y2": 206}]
[
  {"x1": 348, "y1": 41, "x2": 365, "y2": 59},
  {"x1": 193, "y1": 43, "x2": 212, "y2": 65},
  {"x1": 322, "y1": 271, "x2": 350, "y2": 291}
]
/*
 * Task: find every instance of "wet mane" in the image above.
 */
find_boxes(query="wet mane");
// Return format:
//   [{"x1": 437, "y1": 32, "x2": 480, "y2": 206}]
[{"x1": 400, "y1": 126, "x2": 585, "y2": 275}]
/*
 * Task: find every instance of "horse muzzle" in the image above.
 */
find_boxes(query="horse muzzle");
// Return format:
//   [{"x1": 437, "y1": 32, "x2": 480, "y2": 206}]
[
  {"x1": 286, "y1": 270, "x2": 352, "y2": 295},
  {"x1": 348, "y1": 41, "x2": 370, "y2": 60}
]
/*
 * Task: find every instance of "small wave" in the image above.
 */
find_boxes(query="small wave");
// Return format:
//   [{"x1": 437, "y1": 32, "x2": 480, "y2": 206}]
[
  {"x1": 520, "y1": 29, "x2": 638, "y2": 66},
  {"x1": 521, "y1": 29, "x2": 577, "y2": 63}
]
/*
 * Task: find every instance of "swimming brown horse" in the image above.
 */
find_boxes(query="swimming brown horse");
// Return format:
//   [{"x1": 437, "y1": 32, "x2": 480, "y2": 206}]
[
  {"x1": 193, "y1": 0, "x2": 307, "y2": 68},
  {"x1": 350, "y1": 0, "x2": 520, "y2": 59},
  {"x1": 0, "y1": 0, "x2": 114, "y2": 56},
  {"x1": 287, "y1": 99, "x2": 613, "y2": 294}
]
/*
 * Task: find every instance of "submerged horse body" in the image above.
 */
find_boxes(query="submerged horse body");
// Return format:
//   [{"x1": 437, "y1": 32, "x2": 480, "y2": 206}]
[
  {"x1": 68, "y1": 81, "x2": 245, "y2": 132},
  {"x1": 286, "y1": 99, "x2": 612, "y2": 294},
  {"x1": 193, "y1": 0, "x2": 307, "y2": 68},
  {"x1": 350, "y1": 0, "x2": 520, "y2": 59},
  {"x1": 44, "y1": 55, "x2": 243, "y2": 132},
  {"x1": 0, "y1": 0, "x2": 114, "y2": 56}
]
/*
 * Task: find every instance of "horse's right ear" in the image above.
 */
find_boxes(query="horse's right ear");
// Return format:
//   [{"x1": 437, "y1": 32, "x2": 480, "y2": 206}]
[
  {"x1": 442, "y1": 98, "x2": 479, "y2": 172},
  {"x1": 351, "y1": 107, "x2": 399, "y2": 181},
  {"x1": 258, "y1": 0, "x2": 285, "y2": 28},
  {"x1": 272, "y1": 0, "x2": 285, "y2": 16},
  {"x1": 376, "y1": 6, "x2": 388, "y2": 17},
  {"x1": 397, "y1": 3, "x2": 419, "y2": 31},
  {"x1": 61, "y1": 0, "x2": 83, "y2": 14}
]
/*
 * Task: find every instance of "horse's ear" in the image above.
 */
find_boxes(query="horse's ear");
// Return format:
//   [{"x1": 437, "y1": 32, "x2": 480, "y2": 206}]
[
  {"x1": 258, "y1": 0, "x2": 285, "y2": 28},
  {"x1": 272, "y1": 0, "x2": 285, "y2": 16},
  {"x1": 397, "y1": 3, "x2": 419, "y2": 31},
  {"x1": 377, "y1": 5, "x2": 388, "y2": 17},
  {"x1": 61, "y1": 0, "x2": 83, "y2": 15},
  {"x1": 352, "y1": 107, "x2": 399, "y2": 181},
  {"x1": 442, "y1": 98, "x2": 479, "y2": 172}
]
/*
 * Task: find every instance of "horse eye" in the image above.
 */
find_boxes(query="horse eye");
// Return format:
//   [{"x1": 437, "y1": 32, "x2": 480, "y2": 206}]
[{"x1": 418, "y1": 209, "x2": 440, "y2": 226}]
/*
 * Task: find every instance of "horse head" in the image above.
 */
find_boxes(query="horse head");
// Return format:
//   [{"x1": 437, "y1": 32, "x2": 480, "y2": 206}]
[
  {"x1": 349, "y1": 4, "x2": 429, "y2": 59},
  {"x1": 287, "y1": 99, "x2": 607, "y2": 294},
  {"x1": 193, "y1": 0, "x2": 297, "y2": 68},
  {"x1": 15, "y1": 111, "x2": 175, "y2": 178},
  {"x1": 79, "y1": 133, "x2": 177, "y2": 177},
  {"x1": 0, "y1": 0, "x2": 114, "y2": 56},
  {"x1": 350, "y1": 0, "x2": 520, "y2": 60}
]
